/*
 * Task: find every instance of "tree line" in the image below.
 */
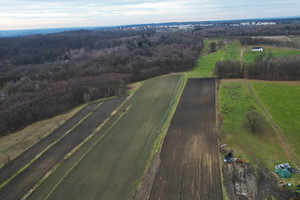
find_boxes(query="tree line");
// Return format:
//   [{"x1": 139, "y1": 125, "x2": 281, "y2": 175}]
[
  {"x1": 195, "y1": 24, "x2": 300, "y2": 37},
  {"x1": 240, "y1": 37, "x2": 300, "y2": 49},
  {"x1": 214, "y1": 55, "x2": 300, "y2": 80}
]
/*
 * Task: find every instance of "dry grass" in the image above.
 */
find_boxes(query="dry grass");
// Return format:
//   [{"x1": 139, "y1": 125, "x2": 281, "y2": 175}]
[{"x1": 0, "y1": 104, "x2": 85, "y2": 168}]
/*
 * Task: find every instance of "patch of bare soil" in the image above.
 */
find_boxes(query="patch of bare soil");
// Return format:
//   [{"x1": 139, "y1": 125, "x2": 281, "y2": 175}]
[
  {"x1": 223, "y1": 163, "x2": 300, "y2": 200},
  {"x1": 149, "y1": 78, "x2": 222, "y2": 200}
]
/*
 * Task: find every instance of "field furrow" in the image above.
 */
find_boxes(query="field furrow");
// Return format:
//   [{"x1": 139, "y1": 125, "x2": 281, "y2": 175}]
[{"x1": 150, "y1": 78, "x2": 222, "y2": 200}]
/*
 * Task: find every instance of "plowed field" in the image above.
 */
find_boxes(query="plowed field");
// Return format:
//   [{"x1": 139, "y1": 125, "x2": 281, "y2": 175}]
[{"x1": 150, "y1": 78, "x2": 222, "y2": 200}]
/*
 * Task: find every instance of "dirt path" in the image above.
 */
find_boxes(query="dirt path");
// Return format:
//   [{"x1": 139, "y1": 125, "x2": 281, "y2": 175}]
[
  {"x1": 149, "y1": 78, "x2": 222, "y2": 200},
  {"x1": 0, "y1": 101, "x2": 100, "y2": 186},
  {"x1": 0, "y1": 97, "x2": 126, "y2": 200},
  {"x1": 245, "y1": 80, "x2": 300, "y2": 170}
]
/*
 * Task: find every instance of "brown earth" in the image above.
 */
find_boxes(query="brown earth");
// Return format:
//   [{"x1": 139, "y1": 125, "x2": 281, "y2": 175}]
[
  {"x1": 149, "y1": 78, "x2": 223, "y2": 200},
  {"x1": 0, "y1": 96, "x2": 126, "y2": 200},
  {"x1": 0, "y1": 101, "x2": 100, "y2": 186}
]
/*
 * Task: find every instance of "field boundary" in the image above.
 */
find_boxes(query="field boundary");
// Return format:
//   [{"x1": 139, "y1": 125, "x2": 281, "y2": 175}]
[
  {"x1": 245, "y1": 80, "x2": 300, "y2": 170},
  {"x1": 0, "y1": 102, "x2": 103, "y2": 189}
]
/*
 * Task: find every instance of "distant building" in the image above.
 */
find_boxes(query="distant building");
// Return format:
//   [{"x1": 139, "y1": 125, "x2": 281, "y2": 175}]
[{"x1": 252, "y1": 47, "x2": 263, "y2": 52}]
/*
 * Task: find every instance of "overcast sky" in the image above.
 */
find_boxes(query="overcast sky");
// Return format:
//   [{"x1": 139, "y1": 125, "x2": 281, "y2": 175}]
[{"x1": 0, "y1": 0, "x2": 300, "y2": 30}]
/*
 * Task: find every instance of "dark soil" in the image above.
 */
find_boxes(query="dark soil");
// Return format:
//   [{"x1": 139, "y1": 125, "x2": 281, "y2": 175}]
[
  {"x1": 149, "y1": 78, "x2": 223, "y2": 200},
  {"x1": 0, "y1": 96, "x2": 126, "y2": 200},
  {"x1": 223, "y1": 162, "x2": 300, "y2": 200},
  {"x1": 0, "y1": 102, "x2": 99, "y2": 186}
]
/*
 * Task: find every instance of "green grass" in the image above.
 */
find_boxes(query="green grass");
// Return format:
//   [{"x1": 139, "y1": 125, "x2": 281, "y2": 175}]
[
  {"x1": 289, "y1": 35, "x2": 300, "y2": 44},
  {"x1": 28, "y1": 74, "x2": 182, "y2": 200},
  {"x1": 250, "y1": 81, "x2": 300, "y2": 159},
  {"x1": 243, "y1": 46, "x2": 300, "y2": 64},
  {"x1": 223, "y1": 42, "x2": 241, "y2": 61},
  {"x1": 218, "y1": 80, "x2": 297, "y2": 173},
  {"x1": 187, "y1": 47, "x2": 224, "y2": 78}
]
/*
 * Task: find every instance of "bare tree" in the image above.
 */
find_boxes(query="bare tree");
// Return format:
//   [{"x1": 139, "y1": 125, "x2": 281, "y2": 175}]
[{"x1": 242, "y1": 111, "x2": 265, "y2": 133}]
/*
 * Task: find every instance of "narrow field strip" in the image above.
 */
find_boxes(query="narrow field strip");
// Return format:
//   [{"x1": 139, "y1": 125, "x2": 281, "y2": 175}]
[
  {"x1": 187, "y1": 47, "x2": 224, "y2": 78},
  {"x1": 150, "y1": 78, "x2": 222, "y2": 200},
  {"x1": 0, "y1": 97, "x2": 126, "y2": 200},
  {"x1": 24, "y1": 84, "x2": 142, "y2": 200},
  {"x1": 22, "y1": 110, "x2": 124, "y2": 200},
  {"x1": 0, "y1": 102, "x2": 102, "y2": 189},
  {"x1": 44, "y1": 112, "x2": 126, "y2": 200},
  {"x1": 134, "y1": 74, "x2": 187, "y2": 200},
  {"x1": 35, "y1": 75, "x2": 180, "y2": 200}
]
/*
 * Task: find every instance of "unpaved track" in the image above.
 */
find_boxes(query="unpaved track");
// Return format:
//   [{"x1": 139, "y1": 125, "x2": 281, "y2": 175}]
[
  {"x1": 150, "y1": 78, "x2": 222, "y2": 200},
  {"x1": 0, "y1": 102, "x2": 99, "y2": 186},
  {"x1": 0, "y1": 97, "x2": 126, "y2": 200}
]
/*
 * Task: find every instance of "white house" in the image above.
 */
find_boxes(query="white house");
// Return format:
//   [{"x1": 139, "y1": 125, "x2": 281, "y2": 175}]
[{"x1": 252, "y1": 47, "x2": 263, "y2": 52}]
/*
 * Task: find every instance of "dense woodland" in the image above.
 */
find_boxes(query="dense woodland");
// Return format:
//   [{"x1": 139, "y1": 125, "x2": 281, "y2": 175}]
[
  {"x1": 0, "y1": 30, "x2": 203, "y2": 135},
  {"x1": 240, "y1": 37, "x2": 300, "y2": 49},
  {"x1": 214, "y1": 55, "x2": 300, "y2": 80}
]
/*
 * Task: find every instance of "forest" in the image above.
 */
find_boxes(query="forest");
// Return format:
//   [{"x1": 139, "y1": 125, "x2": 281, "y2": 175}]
[
  {"x1": 0, "y1": 30, "x2": 203, "y2": 135},
  {"x1": 214, "y1": 55, "x2": 300, "y2": 80}
]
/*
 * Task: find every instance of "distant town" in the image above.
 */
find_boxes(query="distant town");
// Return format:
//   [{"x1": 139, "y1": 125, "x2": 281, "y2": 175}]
[
  {"x1": 118, "y1": 21, "x2": 277, "y2": 31},
  {"x1": 1, "y1": 17, "x2": 299, "y2": 37}
]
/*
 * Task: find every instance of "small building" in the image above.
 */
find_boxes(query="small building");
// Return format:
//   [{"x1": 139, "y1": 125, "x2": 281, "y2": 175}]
[{"x1": 252, "y1": 47, "x2": 263, "y2": 52}]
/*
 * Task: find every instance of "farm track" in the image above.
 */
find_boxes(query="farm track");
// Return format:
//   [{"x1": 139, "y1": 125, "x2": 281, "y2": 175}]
[
  {"x1": 0, "y1": 97, "x2": 126, "y2": 200},
  {"x1": 245, "y1": 80, "x2": 300, "y2": 170},
  {"x1": 150, "y1": 78, "x2": 222, "y2": 200},
  {"x1": 0, "y1": 101, "x2": 100, "y2": 186}
]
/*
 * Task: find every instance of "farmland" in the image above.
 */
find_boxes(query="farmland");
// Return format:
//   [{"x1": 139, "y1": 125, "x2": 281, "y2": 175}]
[
  {"x1": 218, "y1": 79, "x2": 300, "y2": 184},
  {"x1": 250, "y1": 81, "x2": 300, "y2": 161},
  {"x1": 243, "y1": 46, "x2": 300, "y2": 63},
  {"x1": 0, "y1": 97, "x2": 127, "y2": 200},
  {"x1": 28, "y1": 74, "x2": 182, "y2": 200},
  {"x1": 187, "y1": 47, "x2": 224, "y2": 77},
  {"x1": 289, "y1": 35, "x2": 300, "y2": 44},
  {"x1": 0, "y1": 103, "x2": 86, "y2": 169},
  {"x1": 223, "y1": 42, "x2": 241, "y2": 61},
  {"x1": 150, "y1": 78, "x2": 222, "y2": 200}
]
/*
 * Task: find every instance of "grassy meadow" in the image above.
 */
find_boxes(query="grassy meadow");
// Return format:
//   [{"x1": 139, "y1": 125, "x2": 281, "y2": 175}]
[
  {"x1": 243, "y1": 46, "x2": 300, "y2": 64},
  {"x1": 250, "y1": 81, "x2": 300, "y2": 158},
  {"x1": 223, "y1": 42, "x2": 242, "y2": 61},
  {"x1": 187, "y1": 47, "x2": 224, "y2": 78},
  {"x1": 218, "y1": 79, "x2": 300, "y2": 184}
]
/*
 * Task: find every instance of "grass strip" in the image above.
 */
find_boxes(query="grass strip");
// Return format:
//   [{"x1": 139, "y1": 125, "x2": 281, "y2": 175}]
[
  {"x1": 187, "y1": 47, "x2": 224, "y2": 78},
  {"x1": 0, "y1": 102, "x2": 103, "y2": 189}
]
